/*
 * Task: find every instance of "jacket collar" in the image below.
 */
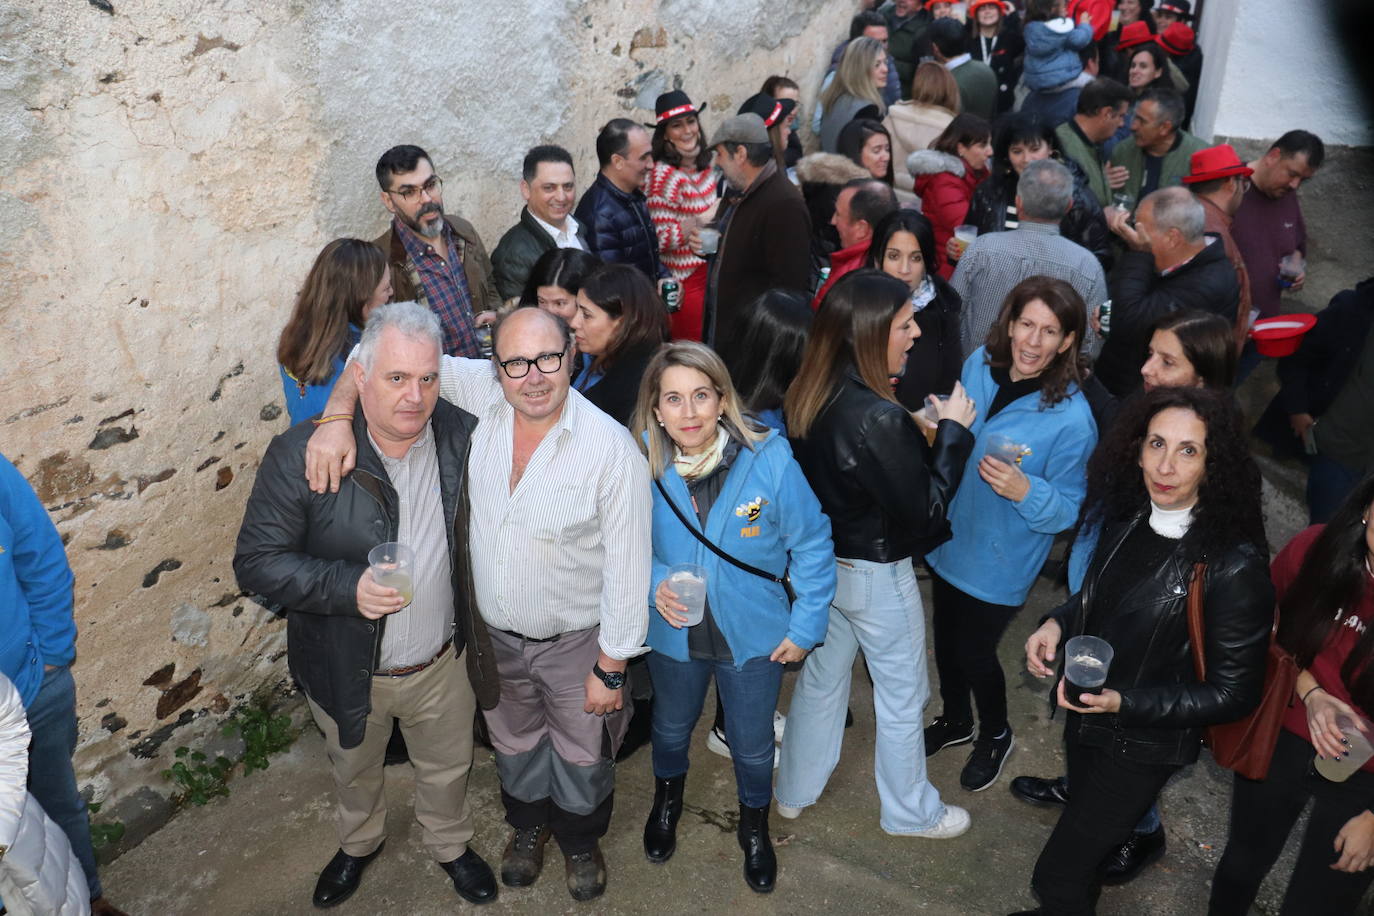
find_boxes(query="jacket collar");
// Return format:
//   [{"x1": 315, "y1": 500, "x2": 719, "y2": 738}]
[{"x1": 593, "y1": 171, "x2": 645, "y2": 203}]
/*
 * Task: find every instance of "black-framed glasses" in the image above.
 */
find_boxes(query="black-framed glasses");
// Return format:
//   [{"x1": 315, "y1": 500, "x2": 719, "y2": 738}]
[
  {"x1": 498, "y1": 350, "x2": 565, "y2": 379},
  {"x1": 386, "y1": 175, "x2": 443, "y2": 203}
]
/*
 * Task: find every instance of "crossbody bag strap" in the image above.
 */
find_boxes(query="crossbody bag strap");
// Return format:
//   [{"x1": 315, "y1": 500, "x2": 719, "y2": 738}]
[
  {"x1": 1185, "y1": 561, "x2": 1208, "y2": 681},
  {"x1": 654, "y1": 477, "x2": 785, "y2": 587}
]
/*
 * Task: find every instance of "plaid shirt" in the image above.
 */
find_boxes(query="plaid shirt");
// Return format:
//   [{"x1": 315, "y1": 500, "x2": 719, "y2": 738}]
[{"x1": 395, "y1": 218, "x2": 480, "y2": 358}]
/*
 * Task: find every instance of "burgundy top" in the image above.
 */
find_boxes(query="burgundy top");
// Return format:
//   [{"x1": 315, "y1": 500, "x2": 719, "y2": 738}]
[{"x1": 1231, "y1": 184, "x2": 1306, "y2": 320}]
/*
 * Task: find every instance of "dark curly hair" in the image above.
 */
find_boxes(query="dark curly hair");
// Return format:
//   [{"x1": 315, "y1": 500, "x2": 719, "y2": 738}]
[{"x1": 1079, "y1": 387, "x2": 1266, "y2": 559}]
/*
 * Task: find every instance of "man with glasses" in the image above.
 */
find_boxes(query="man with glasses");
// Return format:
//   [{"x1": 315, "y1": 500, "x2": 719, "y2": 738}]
[
  {"x1": 304, "y1": 305, "x2": 651, "y2": 903},
  {"x1": 374, "y1": 145, "x2": 502, "y2": 357},
  {"x1": 1182, "y1": 144, "x2": 1255, "y2": 352}
]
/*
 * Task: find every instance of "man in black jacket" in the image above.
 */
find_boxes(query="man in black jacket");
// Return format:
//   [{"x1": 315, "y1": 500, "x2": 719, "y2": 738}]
[
  {"x1": 234, "y1": 302, "x2": 499, "y2": 909},
  {"x1": 490, "y1": 145, "x2": 588, "y2": 300},
  {"x1": 1095, "y1": 187, "x2": 1240, "y2": 396},
  {"x1": 573, "y1": 119, "x2": 669, "y2": 288}
]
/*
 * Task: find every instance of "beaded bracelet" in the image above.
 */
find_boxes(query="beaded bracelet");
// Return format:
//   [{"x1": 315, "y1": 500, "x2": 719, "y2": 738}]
[{"x1": 312, "y1": 414, "x2": 354, "y2": 426}]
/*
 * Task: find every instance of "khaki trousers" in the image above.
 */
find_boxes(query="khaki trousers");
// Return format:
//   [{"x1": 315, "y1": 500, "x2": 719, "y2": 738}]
[{"x1": 307, "y1": 648, "x2": 476, "y2": 861}]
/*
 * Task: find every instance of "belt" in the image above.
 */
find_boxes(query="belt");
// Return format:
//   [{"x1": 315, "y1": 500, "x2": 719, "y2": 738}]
[
  {"x1": 374, "y1": 638, "x2": 453, "y2": 678},
  {"x1": 496, "y1": 628, "x2": 562, "y2": 644}
]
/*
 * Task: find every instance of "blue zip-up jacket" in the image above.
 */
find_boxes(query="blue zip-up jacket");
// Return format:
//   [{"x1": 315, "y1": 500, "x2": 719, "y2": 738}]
[
  {"x1": 0, "y1": 454, "x2": 77, "y2": 707},
  {"x1": 646, "y1": 430, "x2": 836, "y2": 666},
  {"x1": 926, "y1": 348, "x2": 1097, "y2": 606},
  {"x1": 1022, "y1": 19, "x2": 1093, "y2": 90}
]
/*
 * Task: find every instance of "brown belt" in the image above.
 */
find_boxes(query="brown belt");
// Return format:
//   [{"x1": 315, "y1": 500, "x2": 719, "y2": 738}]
[{"x1": 374, "y1": 638, "x2": 453, "y2": 678}]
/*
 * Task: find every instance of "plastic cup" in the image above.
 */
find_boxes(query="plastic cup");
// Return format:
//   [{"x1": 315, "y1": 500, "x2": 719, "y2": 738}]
[
  {"x1": 667, "y1": 563, "x2": 708, "y2": 627},
  {"x1": 1278, "y1": 252, "x2": 1306, "y2": 289},
  {"x1": 1314, "y1": 713, "x2": 1374, "y2": 783},
  {"x1": 698, "y1": 227, "x2": 720, "y2": 255},
  {"x1": 1112, "y1": 191, "x2": 1135, "y2": 212},
  {"x1": 986, "y1": 432, "x2": 1028, "y2": 464},
  {"x1": 953, "y1": 224, "x2": 978, "y2": 257},
  {"x1": 917, "y1": 394, "x2": 951, "y2": 426},
  {"x1": 1063, "y1": 635, "x2": 1114, "y2": 706},
  {"x1": 368, "y1": 542, "x2": 415, "y2": 607}
]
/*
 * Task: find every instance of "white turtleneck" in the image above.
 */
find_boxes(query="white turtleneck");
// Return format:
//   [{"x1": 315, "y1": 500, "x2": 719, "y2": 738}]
[{"x1": 1148, "y1": 501, "x2": 1195, "y2": 539}]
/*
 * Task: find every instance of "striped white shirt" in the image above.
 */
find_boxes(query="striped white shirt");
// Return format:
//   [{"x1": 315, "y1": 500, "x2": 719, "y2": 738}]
[{"x1": 437, "y1": 357, "x2": 652, "y2": 659}]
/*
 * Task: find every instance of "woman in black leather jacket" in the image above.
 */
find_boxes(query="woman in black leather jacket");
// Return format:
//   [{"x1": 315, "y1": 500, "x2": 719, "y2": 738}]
[
  {"x1": 1014, "y1": 387, "x2": 1273, "y2": 915},
  {"x1": 774, "y1": 270, "x2": 979, "y2": 838},
  {"x1": 963, "y1": 111, "x2": 1113, "y2": 270}
]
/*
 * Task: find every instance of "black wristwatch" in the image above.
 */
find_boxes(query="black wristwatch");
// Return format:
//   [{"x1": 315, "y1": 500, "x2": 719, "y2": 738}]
[{"x1": 593, "y1": 663, "x2": 625, "y2": 690}]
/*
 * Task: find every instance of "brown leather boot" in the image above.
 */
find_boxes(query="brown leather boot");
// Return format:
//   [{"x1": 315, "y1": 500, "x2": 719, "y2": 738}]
[
  {"x1": 500, "y1": 825, "x2": 550, "y2": 887},
  {"x1": 564, "y1": 843, "x2": 607, "y2": 901}
]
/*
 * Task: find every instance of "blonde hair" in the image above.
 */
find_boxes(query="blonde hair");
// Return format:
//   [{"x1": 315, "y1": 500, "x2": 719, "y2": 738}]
[
  {"x1": 822, "y1": 37, "x2": 888, "y2": 116},
  {"x1": 631, "y1": 342, "x2": 766, "y2": 480}
]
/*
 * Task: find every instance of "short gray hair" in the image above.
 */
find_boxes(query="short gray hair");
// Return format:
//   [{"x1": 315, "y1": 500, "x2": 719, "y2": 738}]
[
  {"x1": 356, "y1": 301, "x2": 442, "y2": 371},
  {"x1": 1144, "y1": 186, "x2": 1205, "y2": 243},
  {"x1": 1017, "y1": 159, "x2": 1074, "y2": 221}
]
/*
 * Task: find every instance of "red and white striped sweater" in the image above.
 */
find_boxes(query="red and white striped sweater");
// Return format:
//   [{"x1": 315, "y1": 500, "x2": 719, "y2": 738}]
[{"x1": 647, "y1": 163, "x2": 717, "y2": 281}]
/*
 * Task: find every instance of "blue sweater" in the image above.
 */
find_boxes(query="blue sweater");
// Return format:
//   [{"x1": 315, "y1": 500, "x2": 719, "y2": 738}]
[
  {"x1": 1022, "y1": 19, "x2": 1093, "y2": 90},
  {"x1": 926, "y1": 349, "x2": 1097, "y2": 605},
  {"x1": 279, "y1": 325, "x2": 362, "y2": 426},
  {"x1": 647, "y1": 430, "x2": 835, "y2": 666},
  {"x1": 0, "y1": 454, "x2": 77, "y2": 706}
]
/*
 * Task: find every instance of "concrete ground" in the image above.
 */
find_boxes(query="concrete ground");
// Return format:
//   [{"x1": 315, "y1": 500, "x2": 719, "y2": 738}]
[{"x1": 102, "y1": 530, "x2": 1311, "y2": 915}]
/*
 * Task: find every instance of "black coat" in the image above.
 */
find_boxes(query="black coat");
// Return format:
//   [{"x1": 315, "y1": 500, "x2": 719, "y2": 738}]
[
  {"x1": 573, "y1": 173, "x2": 666, "y2": 281},
  {"x1": 490, "y1": 207, "x2": 590, "y2": 300},
  {"x1": 964, "y1": 159, "x2": 1113, "y2": 270},
  {"x1": 1096, "y1": 244, "x2": 1240, "y2": 398},
  {"x1": 577, "y1": 342, "x2": 659, "y2": 428},
  {"x1": 790, "y1": 372, "x2": 974, "y2": 562},
  {"x1": 1049, "y1": 512, "x2": 1274, "y2": 766},
  {"x1": 894, "y1": 277, "x2": 964, "y2": 411},
  {"x1": 970, "y1": 22, "x2": 1025, "y2": 115},
  {"x1": 232, "y1": 404, "x2": 499, "y2": 749}
]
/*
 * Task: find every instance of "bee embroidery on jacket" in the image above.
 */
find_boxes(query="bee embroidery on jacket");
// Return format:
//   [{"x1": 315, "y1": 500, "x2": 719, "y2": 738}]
[{"x1": 735, "y1": 496, "x2": 768, "y2": 523}]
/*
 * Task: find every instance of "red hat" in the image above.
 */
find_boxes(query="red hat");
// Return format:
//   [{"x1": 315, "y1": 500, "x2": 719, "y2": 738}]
[
  {"x1": 1116, "y1": 21, "x2": 1155, "y2": 50},
  {"x1": 1182, "y1": 145, "x2": 1255, "y2": 184},
  {"x1": 1158, "y1": 22, "x2": 1196, "y2": 55},
  {"x1": 967, "y1": 0, "x2": 1010, "y2": 14}
]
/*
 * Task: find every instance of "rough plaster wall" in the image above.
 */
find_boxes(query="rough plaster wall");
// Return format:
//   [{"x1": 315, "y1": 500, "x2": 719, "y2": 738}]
[
  {"x1": 0, "y1": 0, "x2": 848, "y2": 826},
  {"x1": 1192, "y1": 0, "x2": 1373, "y2": 146}
]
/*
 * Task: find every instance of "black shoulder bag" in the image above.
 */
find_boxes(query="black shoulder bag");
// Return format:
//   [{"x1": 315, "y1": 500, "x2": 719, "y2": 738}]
[{"x1": 654, "y1": 478, "x2": 796, "y2": 605}]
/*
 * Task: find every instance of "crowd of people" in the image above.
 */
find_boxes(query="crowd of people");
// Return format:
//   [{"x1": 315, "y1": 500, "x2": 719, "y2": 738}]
[{"x1": 2, "y1": 1, "x2": 1371, "y2": 915}]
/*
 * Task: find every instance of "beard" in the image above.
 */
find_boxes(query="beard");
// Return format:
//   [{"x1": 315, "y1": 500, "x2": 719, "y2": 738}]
[{"x1": 401, "y1": 201, "x2": 445, "y2": 238}]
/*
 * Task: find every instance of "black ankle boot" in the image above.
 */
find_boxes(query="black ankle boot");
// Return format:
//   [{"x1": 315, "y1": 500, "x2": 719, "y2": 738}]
[
  {"x1": 737, "y1": 803, "x2": 776, "y2": 893},
  {"x1": 643, "y1": 774, "x2": 686, "y2": 863}
]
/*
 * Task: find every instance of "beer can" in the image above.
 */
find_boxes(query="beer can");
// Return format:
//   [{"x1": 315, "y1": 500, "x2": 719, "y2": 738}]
[
  {"x1": 1098, "y1": 299, "x2": 1112, "y2": 337},
  {"x1": 662, "y1": 280, "x2": 682, "y2": 313}
]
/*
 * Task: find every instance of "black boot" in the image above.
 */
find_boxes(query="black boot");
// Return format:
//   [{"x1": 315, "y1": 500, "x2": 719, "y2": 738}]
[
  {"x1": 737, "y1": 803, "x2": 776, "y2": 893},
  {"x1": 643, "y1": 774, "x2": 686, "y2": 863},
  {"x1": 616, "y1": 698, "x2": 653, "y2": 761}
]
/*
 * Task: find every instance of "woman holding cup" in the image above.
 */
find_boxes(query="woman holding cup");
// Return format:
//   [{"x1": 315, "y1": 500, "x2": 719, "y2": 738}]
[
  {"x1": 1210, "y1": 473, "x2": 1374, "y2": 915},
  {"x1": 923, "y1": 277, "x2": 1098, "y2": 793},
  {"x1": 1015, "y1": 386, "x2": 1272, "y2": 914},
  {"x1": 634, "y1": 342, "x2": 835, "y2": 894}
]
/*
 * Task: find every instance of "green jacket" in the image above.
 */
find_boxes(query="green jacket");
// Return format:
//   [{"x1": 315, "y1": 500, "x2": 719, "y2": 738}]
[
  {"x1": 1056, "y1": 120, "x2": 1110, "y2": 208},
  {"x1": 490, "y1": 207, "x2": 589, "y2": 301},
  {"x1": 880, "y1": 2, "x2": 931, "y2": 97},
  {"x1": 1108, "y1": 130, "x2": 1206, "y2": 202},
  {"x1": 951, "y1": 58, "x2": 998, "y2": 123}
]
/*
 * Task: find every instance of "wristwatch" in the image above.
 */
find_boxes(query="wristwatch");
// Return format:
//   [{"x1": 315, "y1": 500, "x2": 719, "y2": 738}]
[{"x1": 592, "y1": 663, "x2": 625, "y2": 690}]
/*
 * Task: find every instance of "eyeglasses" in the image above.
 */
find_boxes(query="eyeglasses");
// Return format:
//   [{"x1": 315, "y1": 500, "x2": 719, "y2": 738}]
[
  {"x1": 386, "y1": 175, "x2": 443, "y2": 204},
  {"x1": 498, "y1": 350, "x2": 565, "y2": 379}
]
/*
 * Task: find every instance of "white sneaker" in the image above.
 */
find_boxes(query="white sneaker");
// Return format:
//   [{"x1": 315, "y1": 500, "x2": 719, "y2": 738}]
[
  {"x1": 887, "y1": 805, "x2": 971, "y2": 839},
  {"x1": 776, "y1": 801, "x2": 803, "y2": 819},
  {"x1": 773, "y1": 711, "x2": 787, "y2": 743},
  {"x1": 707, "y1": 726, "x2": 780, "y2": 767}
]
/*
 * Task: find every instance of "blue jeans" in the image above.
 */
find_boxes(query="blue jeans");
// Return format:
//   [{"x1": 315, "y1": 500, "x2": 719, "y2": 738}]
[
  {"x1": 28, "y1": 665, "x2": 100, "y2": 898},
  {"x1": 775, "y1": 558, "x2": 947, "y2": 833},
  {"x1": 647, "y1": 653, "x2": 782, "y2": 808}
]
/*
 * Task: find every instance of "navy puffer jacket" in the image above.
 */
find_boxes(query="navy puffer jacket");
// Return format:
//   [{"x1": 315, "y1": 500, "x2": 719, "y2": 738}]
[{"x1": 574, "y1": 173, "x2": 666, "y2": 281}]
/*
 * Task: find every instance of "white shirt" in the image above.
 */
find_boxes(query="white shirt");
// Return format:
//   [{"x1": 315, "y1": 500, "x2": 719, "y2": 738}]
[
  {"x1": 437, "y1": 356, "x2": 651, "y2": 659},
  {"x1": 944, "y1": 53, "x2": 972, "y2": 70},
  {"x1": 530, "y1": 212, "x2": 585, "y2": 251}
]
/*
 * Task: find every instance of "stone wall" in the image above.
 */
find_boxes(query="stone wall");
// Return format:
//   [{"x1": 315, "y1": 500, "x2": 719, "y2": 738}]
[{"x1": 0, "y1": 0, "x2": 848, "y2": 830}]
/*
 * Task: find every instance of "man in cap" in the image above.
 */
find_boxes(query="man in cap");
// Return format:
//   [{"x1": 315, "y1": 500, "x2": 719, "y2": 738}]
[
  {"x1": 1182, "y1": 145, "x2": 1254, "y2": 351},
  {"x1": 690, "y1": 113, "x2": 811, "y2": 350},
  {"x1": 490, "y1": 145, "x2": 587, "y2": 301}
]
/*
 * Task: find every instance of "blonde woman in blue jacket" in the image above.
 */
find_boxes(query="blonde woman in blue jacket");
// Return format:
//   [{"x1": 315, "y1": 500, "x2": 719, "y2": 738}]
[
  {"x1": 631, "y1": 341, "x2": 835, "y2": 895},
  {"x1": 923, "y1": 276, "x2": 1098, "y2": 794}
]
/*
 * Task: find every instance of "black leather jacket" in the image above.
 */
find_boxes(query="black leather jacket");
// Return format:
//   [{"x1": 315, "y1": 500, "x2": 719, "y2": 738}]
[
  {"x1": 790, "y1": 372, "x2": 974, "y2": 562},
  {"x1": 233, "y1": 403, "x2": 499, "y2": 749},
  {"x1": 1049, "y1": 511, "x2": 1274, "y2": 766}
]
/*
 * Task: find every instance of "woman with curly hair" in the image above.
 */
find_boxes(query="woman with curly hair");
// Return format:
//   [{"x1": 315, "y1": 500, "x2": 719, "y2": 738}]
[
  {"x1": 1210, "y1": 472, "x2": 1374, "y2": 915},
  {"x1": 1013, "y1": 386, "x2": 1273, "y2": 915}
]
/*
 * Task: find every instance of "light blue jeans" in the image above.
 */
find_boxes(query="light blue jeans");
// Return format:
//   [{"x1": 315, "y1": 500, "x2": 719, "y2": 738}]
[{"x1": 775, "y1": 557, "x2": 948, "y2": 833}]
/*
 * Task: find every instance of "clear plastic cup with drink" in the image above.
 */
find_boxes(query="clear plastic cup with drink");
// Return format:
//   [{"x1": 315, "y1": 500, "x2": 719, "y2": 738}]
[
  {"x1": 986, "y1": 432, "x2": 1030, "y2": 465},
  {"x1": 368, "y1": 542, "x2": 415, "y2": 607},
  {"x1": 1063, "y1": 635, "x2": 1113, "y2": 706},
  {"x1": 667, "y1": 563, "x2": 708, "y2": 627},
  {"x1": 1314, "y1": 713, "x2": 1374, "y2": 783},
  {"x1": 1112, "y1": 191, "x2": 1135, "y2": 212},
  {"x1": 698, "y1": 227, "x2": 721, "y2": 255},
  {"x1": 953, "y1": 224, "x2": 978, "y2": 257},
  {"x1": 1278, "y1": 252, "x2": 1306, "y2": 289}
]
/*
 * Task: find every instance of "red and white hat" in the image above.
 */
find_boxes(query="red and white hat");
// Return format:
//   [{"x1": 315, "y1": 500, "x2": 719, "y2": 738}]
[{"x1": 652, "y1": 90, "x2": 705, "y2": 125}]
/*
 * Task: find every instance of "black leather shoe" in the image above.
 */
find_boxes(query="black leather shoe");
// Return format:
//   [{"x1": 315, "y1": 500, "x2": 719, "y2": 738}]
[
  {"x1": 312, "y1": 843, "x2": 384, "y2": 908},
  {"x1": 644, "y1": 774, "x2": 686, "y2": 863},
  {"x1": 439, "y1": 848, "x2": 498, "y2": 905},
  {"x1": 1102, "y1": 826, "x2": 1166, "y2": 885},
  {"x1": 737, "y1": 803, "x2": 777, "y2": 893},
  {"x1": 1009, "y1": 775, "x2": 1070, "y2": 807},
  {"x1": 501, "y1": 825, "x2": 550, "y2": 887}
]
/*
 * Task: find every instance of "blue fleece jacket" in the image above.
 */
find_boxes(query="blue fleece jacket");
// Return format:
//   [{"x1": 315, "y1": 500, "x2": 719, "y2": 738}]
[
  {"x1": 926, "y1": 349, "x2": 1097, "y2": 605},
  {"x1": 1022, "y1": 19, "x2": 1093, "y2": 90},
  {"x1": 0, "y1": 454, "x2": 77, "y2": 706},
  {"x1": 647, "y1": 430, "x2": 836, "y2": 666}
]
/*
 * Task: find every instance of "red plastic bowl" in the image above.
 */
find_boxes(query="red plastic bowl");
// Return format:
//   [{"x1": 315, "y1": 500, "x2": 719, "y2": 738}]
[{"x1": 1249, "y1": 313, "x2": 1317, "y2": 358}]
